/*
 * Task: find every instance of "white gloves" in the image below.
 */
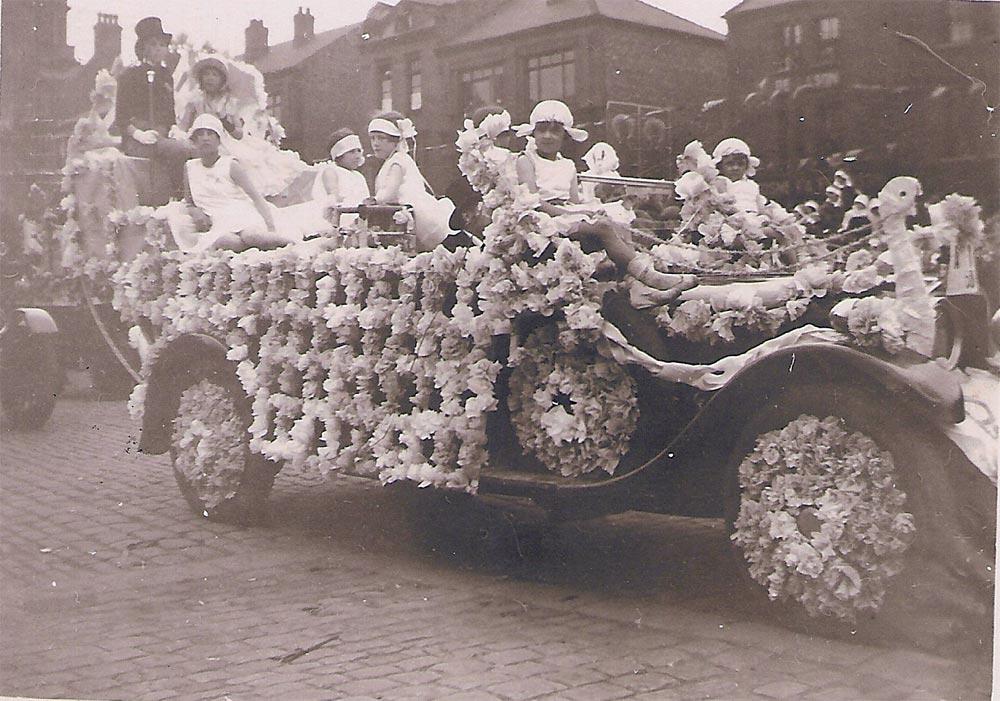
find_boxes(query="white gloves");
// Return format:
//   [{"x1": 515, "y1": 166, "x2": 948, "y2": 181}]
[{"x1": 132, "y1": 129, "x2": 159, "y2": 145}]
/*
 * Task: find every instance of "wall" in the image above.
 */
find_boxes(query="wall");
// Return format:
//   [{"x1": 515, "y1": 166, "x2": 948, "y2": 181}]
[
  {"x1": 723, "y1": 0, "x2": 999, "y2": 205},
  {"x1": 297, "y1": 33, "x2": 367, "y2": 163},
  {"x1": 596, "y1": 23, "x2": 726, "y2": 176}
]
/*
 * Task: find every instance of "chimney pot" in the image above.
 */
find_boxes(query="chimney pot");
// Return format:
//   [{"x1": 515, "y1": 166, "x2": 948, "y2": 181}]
[
  {"x1": 293, "y1": 6, "x2": 315, "y2": 42},
  {"x1": 244, "y1": 18, "x2": 269, "y2": 61}
]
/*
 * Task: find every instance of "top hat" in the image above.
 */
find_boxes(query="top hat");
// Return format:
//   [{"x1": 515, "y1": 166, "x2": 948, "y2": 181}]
[{"x1": 135, "y1": 17, "x2": 172, "y2": 43}]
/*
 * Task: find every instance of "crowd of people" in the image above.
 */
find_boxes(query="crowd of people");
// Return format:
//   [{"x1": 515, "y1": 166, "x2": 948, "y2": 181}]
[{"x1": 113, "y1": 16, "x2": 873, "y2": 263}]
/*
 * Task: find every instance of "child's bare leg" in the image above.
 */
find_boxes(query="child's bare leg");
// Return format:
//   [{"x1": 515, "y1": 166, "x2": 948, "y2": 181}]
[
  {"x1": 240, "y1": 229, "x2": 294, "y2": 250},
  {"x1": 210, "y1": 233, "x2": 246, "y2": 251}
]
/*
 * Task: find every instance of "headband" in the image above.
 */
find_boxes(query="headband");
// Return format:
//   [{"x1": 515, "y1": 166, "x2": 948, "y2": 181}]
[
  {"x1": 367, "y1": 118, "x2": 418, "y2": 139},
  {"x1": 368, "y1": 118, "x2": 401, "y2": 137},
  {"x1": 331, "y1": 134, "x2": 362, "y2": 160}
]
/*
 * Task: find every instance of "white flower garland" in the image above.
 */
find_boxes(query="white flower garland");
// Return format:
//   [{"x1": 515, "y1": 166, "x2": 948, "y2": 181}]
[
  {"x1": 732, "y1": 414, "x2": 915, "y2": 620},
  {"x1": 508, "y1": 324, "x2": 638, "y2": 477},
  {"x1": 103, "y1": 124, "x2": 984, "y2": 494},
  {"x1": 173, "y1": 378, "x2": 249, "y2": 510}
]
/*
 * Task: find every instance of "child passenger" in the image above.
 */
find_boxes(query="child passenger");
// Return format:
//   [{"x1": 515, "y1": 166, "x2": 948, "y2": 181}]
[
  {"x1": 183, "y1": 114, "x2": 294, "y2": 252},
  {"x1": 712, "y1": 138, "x2": 765, "y2": 214},
  {"x1": 446, "y1": 106, "x2": 514, "y2": 241},
  {"x1": 313, "y1": 127, "x2": 371, "y2": 227},
  {"x1": 179, "y1": 57, "x2": 244, "y2": 139},
  {"x1": 514, "y1": 99, "x2": 589, "y2": 217},
  {"x1": 368, "y1": 114, "x2": 456, "y2": 251}
]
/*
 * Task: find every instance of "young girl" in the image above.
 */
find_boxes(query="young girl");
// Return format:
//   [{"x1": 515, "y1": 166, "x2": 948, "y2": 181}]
[
  {"x1": 514, "y1": 100, "x2": 589, "y2": 217},
  {"x1": 179, "y1": 57, "x2": 244, "y2": 139},
  {"x1": 183, "y1": 114, "x2": 294, "y2": 252},
  {"x1": 369, "y1": 113, "x2": 455, "y2": 251},
  {"x1": 712, "y1": 138, "x2": 765, "y2": 213},
  {"x1": 580, "y1": 141, "x2": 621, "y2": 202},
  {"x1": 446, "y1": 106, "x2": 514, "y2": 239},
  {"x1": 176, "y1": 54, "x2": 307, "y2": 198},
  {"x1": 313, "y1": 127, "x2": 371, "y2": 213}
]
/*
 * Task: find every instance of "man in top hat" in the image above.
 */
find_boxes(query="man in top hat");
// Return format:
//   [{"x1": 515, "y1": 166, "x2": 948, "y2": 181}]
[{"x1": 114, "y1": 17, "x2": 191, "y2": 198}]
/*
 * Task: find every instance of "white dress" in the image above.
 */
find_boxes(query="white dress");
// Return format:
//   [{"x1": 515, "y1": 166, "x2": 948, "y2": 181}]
[
  {"x1": 528, "y1": 150, "x2": 577, "y2": 202},
  {"x1": 312, "y1": 162, "x2": 371, "y2": 228},
  {"x1": 375, "y1": 152, "x2": 454, "y2": 249},
  {"x1": 524, "y1": 149, "x2": 634, "y2": 229},
  {"x1": 724, "y1": 177, "x2": 765, "y2": 213},
  {"x1": 179, "y1": 92, "x2": 307, "y2": 198},
  {"x1": 185, "y1": 156, "x2": 267, "y2": 250},
  {"x1": 312, "y1": 162, "x2": 370, "y2": 205}
]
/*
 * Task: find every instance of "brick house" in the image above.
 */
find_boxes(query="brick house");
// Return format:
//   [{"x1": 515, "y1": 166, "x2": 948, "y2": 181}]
[
  {"x1": 246, "y1": 1, "x2": 725, "y2": 190},
  {"x1": 243, "y1": 9, "x2": 366, "y2": 163},
  {"x1": 0, "y1": 1, "x2": 122, "y2": 212},
  {"x1": 716, "y1": 0, "x2": 1000, "y2": 204}
]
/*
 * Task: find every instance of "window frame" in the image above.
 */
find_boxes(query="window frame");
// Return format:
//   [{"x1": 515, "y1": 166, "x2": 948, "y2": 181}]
[
  {"x1": 818, "y1": 17, "x2": 840, "y2": 42},
  {"x1": 378, "y1": 65, "x2": 393, "y2": 112},
  {"x1": 527, "y1": 49, "x2": 576, "y2": 104},
  {"x1": 408, "y1": 57, "x2": 422, "y2": 112},
  {"x1": 458, "y1": 63, "x2": 505, "y2": 115}
]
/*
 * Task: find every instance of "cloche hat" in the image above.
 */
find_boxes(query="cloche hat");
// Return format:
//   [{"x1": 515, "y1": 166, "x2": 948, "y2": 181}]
[
  {"x1": 189, "y1": 113, "x2": 225, "y2": 139},
  {"x1": 514, "y1": 100, "x2": 588, "y2": 142},
  {"x1": 711, "y1": 137, "x2": 760, "y2": 177}
]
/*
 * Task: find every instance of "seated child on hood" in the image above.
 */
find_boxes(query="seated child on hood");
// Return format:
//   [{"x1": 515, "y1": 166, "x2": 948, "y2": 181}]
[{"x1": 712, "y1": 138, "x2": 765, "y2": 214}]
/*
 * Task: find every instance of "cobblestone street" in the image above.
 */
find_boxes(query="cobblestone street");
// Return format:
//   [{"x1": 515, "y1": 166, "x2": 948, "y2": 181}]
[{"x1": 1, "y1": 399, "x2": 993, "y2": 700}]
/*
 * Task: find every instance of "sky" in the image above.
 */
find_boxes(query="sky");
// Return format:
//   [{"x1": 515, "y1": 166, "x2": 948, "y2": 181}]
[{"x1": 64, "y1": 0, "x2": 743, "y2": 64}]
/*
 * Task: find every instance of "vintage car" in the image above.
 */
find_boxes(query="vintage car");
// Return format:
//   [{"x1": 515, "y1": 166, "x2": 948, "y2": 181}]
[{"x1": 32, "y1": 73, "x2": 992, "y2": 651}]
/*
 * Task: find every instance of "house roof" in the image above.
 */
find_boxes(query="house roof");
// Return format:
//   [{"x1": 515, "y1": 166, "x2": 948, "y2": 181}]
[
  {"x1": 249, "y1": 21, "x2": 361, "y2": 74},
  {"x1": 445, "y1": 0, "x2": 725, "y2": 48},
  {"x1": 724, "y1": 0, "x2": 802, "y2": 17}
]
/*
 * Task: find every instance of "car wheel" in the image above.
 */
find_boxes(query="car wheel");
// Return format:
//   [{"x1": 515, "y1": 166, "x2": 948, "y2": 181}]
[
  {"x1": 723, "y1": 382, "x2": 995, "y2": 653},
  {"x1": 1, "y1": 331, "x2": 59, "y2": 429},
  {"x1": 169, "y1": 364, "x2": 278, "y2": 525}
]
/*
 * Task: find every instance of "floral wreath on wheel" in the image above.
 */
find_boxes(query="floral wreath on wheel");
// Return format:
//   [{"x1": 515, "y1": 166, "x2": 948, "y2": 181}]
[
  {"x1": 173, "y1": 378, "x2": 248, "y2": 510},
  {"x1": 507, "y1": 323, "x2": 638, "y2": 478},
  {"x1": 731, "y1": 414, "x2": 916, "y2": 620}
]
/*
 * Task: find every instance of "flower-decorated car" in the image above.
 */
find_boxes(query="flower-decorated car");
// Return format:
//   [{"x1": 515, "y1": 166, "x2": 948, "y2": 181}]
[{"x1": 59, "y1": 100, "x2": 997, "y2": 652}]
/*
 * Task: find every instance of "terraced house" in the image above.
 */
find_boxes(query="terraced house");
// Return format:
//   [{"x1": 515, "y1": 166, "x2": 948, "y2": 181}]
[{"x1": 243, "y1": 0, "x2": 726, "y2": 190}]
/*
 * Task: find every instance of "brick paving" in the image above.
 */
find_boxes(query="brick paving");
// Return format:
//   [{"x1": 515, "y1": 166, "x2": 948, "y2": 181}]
[{"x1": 0, "y1": 399, "x2": 993, "y2": 700}]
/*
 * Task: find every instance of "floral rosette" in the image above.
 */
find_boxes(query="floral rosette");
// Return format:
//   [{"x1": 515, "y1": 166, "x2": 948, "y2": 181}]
[
  {"x1": 508, "y1": 323, "x2": 638, "y2": 477},
  {"x1": 173, "y1": 378, "x2": 249, "y2": 509},
  {"x1": 829, "y1": 296, "x2": 906, "y2": 354},
  {"x1": 732, "y1": 414, "x2": 915, "y2": 620}
]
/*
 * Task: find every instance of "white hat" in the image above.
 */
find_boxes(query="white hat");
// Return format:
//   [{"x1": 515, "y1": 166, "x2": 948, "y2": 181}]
[
  {"x1": 583, "y1": 142, "x2": 620, "y2": 173},
  {"x1": 189, "y1": 113, "x2": 225, "y2": 139},
  {"x1": 514, "y1": 100, "x2": 588, "y2": 142},
  {"x1": 712, "y1": 137, "x2": 759, "y2": 176}
]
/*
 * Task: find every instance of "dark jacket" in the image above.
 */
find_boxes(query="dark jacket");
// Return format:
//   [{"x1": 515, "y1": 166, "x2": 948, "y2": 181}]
[{"x1": 114, "y1": 62, "x2": 177, "y2": 147}]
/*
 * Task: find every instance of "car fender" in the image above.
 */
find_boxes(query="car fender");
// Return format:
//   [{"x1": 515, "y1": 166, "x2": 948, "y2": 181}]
[
  {"x1": 138, "y1": 333, "x2": 230, "y2": 455},
  {"x1": 640, "y1": 342, "x2": 966, "y2": 516},
  {"x1": 714, "y1": 342, "x2": 963, "y2": 424},
  {"x1": 16, "y1": 308, "x2": 58, "y2": 334}
]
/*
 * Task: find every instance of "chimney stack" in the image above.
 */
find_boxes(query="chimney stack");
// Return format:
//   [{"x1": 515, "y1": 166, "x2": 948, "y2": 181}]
[
  {"x1": 92, "y1": 13, "x2": 121, "y2": 68},
  {"x1": 244, "y1": 18, "x2": 269, "y2": 62},
  {"x1": 293, "y1": 7, "x2": 314, "y2": 43}
]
